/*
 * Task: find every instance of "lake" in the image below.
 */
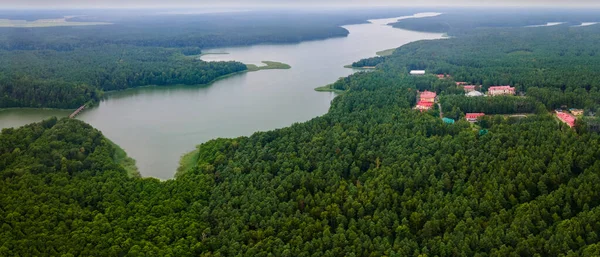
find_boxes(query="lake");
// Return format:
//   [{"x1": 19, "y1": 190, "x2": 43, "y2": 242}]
[{"x1": 0, "y1": 13, "x2": 443, "y2": 179}]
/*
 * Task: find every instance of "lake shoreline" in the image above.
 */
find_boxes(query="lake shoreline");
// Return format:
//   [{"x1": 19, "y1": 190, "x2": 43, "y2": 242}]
[
  {"x1": 343, "y1": 64, "x2": 376, "y2": 69},
  {"x1": 1, "y1": 13, "x2": 445, "y2": 179},
  {"x1": 1, "y1": 61, "x2": 291, "y2": 112},
  {"x1": 314, "y1": 84, "x2": 347, "y2": 93}
]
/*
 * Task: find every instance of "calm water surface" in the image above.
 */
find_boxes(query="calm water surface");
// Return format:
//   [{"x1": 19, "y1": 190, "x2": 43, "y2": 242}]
[{"x1": 0, "y1": 13, "x2": 443, "y2": 179}]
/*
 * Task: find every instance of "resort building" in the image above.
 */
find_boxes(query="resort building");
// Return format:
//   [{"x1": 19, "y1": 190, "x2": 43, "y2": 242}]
[
  {"x1": 437, "y1": 74, "x2": 451, "y2": 79},
  {"x1": 419, "y1": 90, "x2": 437, "y2": 103},
  {"x1": 415, "y1": 101, "x2": 434, "y2": 111},
  {"x1": 456, "y1": 82, "x2": 468, "y2": 86},
  {"x1": 488, "y1": 85, "x2": 516, "y2": 96},
  {"x1": 466, "y1": 91, "x2": 484, "y2": 97},
  {"x1": 466, "y1": 113, "x2": 485, "y2": 122},
  {"x1": 556, "y1": 111, "x2": 576, "y2": 127},
  {"x1": 410, "y1": 70, "x2": 426, "y2": 75}
]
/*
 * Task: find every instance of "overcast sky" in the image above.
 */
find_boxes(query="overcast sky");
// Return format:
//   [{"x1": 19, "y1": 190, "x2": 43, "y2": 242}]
[{"x1": 2, "y1": 0, "x2": 600, "y2": 9}]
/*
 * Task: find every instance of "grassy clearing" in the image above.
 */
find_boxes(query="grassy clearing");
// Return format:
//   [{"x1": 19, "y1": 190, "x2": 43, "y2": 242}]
[
  {"x1": 246, "y1": 61, "x2": 291, "y2": 71},
  {"x1": 0, "y1": 18, "x2": 111, "y2": 27},
  {"x1": 376, "y1": 48, "x2": 396, "y2": 56},
  {"x1": 176, "y1": 148, "x2": 199, "y2": 177},
  {"x1": 314, "y1": 83, "x2": 346, "y2": 93},
  {"x1": 106, "y1": 139, "x2": 140, "y2": 178}
]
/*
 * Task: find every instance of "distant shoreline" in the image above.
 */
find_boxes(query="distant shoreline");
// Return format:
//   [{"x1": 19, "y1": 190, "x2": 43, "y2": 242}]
[{"x1": 0, "y1": 17, "x2": 111, "y2": 28}]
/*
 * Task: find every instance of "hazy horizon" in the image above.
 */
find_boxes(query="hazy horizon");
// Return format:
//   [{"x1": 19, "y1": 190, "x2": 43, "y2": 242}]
[{"x1": 2, "y1": 0, "x2": 600, "y2": 9}]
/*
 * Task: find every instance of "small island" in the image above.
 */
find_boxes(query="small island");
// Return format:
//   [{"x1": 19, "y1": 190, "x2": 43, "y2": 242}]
[{"x1": 246, "y1": 61, "x2": 291, "y2": 71}]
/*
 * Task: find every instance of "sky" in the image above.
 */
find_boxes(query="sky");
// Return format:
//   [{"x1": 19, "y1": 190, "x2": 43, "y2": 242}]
[{"x1": 2, "y1": 0, "x2": 600, "y2": 9}]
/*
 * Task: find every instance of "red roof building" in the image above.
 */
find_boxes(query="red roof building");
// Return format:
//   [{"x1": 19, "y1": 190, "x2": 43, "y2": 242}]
[
  {"x1": 456, "y1": 82, "x2": 468, "y2": 86},
  {"x1": 415, "y1": 101, "x2": 434, "y2": 111},
  {"x1": 437, "y1": 74, "x2": 450, "y2": 79},
  {"x1": 465, "y1": 113, "x2": 485, "y2": 122},
  {"x1": 556, "y1": 111, "x2": 576, "y2": 128},
  {"x1": 463, "y1": 85, "x2": 476, "y2": 92},
  {"x1": 419, "y1": 90, "x2": 437, "y2": 103},
  {"x1": 488, "y1": 85, "x2": 516, "y2": 96}
]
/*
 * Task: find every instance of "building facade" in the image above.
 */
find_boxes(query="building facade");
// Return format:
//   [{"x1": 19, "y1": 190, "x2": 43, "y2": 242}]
[{"x1": 488, "y1": 86, "x2": 516, "y2": 96}]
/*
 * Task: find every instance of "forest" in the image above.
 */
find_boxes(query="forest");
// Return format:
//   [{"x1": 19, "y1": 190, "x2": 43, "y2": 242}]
[{"x1": 3, "y1": 10, "x2": 600, "y2": 256}]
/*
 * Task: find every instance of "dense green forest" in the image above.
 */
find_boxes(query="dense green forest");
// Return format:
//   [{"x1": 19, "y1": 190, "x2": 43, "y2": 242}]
[
  {"x1": 3, "y1": 10, "x2": 600, "y2": 256},
  {"x1": 3, "y1": 75, "x2": 600, "y2": 256},
  {"x1": 0, "y1": 46, "x2": 246, "y2": 108}
]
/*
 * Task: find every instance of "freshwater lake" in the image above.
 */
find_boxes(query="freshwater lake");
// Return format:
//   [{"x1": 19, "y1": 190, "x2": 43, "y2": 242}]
[{"x1": 0, "y1": 13, "x2": 443, "y2": 179}]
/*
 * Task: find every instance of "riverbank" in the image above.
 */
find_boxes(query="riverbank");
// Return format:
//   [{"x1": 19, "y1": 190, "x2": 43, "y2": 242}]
[
  {"x1": 176, "y1": 148, "x2": 199, "y2": 178},
  {"x1": 107, "y1": 138, "x2": 141, "y2": 178}
]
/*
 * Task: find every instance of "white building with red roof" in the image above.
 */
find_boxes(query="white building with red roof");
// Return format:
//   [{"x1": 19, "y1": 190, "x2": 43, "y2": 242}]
[
  {"x1": 415, "y1": 101, "x2": 434, "y2": 111},
  {"x1": 419, "y1": 90, "x2": 437, "y2": 103},
  {"x1": 488, "y1": 86, "x2": 516, "y2": 96}
]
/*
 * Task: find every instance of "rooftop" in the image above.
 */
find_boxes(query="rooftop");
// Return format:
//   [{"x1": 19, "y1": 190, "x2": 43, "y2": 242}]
[
  {"x1": 466, "y1": 113, "x2": 485, "y2": 119},
  {"x1": 420, "y1": 90, "x2": 437, "y2": 98},
  {"x1": 556, "y1": 112, "x2": 576, "y2": 127}
]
